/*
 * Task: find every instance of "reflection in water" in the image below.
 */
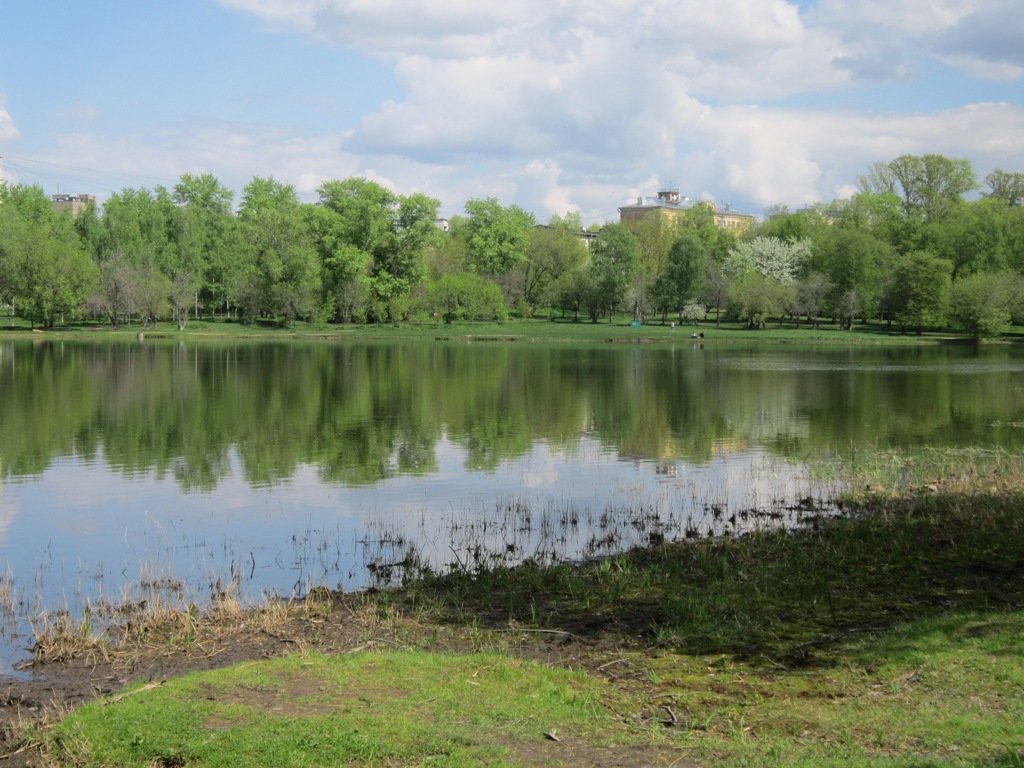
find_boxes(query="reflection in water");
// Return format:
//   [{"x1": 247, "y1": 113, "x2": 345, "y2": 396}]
[{"x1": 1, "y1": 339, "x2": 1024, "y2": 673}]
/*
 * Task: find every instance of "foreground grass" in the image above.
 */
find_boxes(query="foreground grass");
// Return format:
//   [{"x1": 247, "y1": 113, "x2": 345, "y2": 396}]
[
  {"x1": 25, "y1": 449, "x2": 1024, "y2": 766},
  {"x1": 47, "y1": 651, "x2": 658, "y2": 768}
]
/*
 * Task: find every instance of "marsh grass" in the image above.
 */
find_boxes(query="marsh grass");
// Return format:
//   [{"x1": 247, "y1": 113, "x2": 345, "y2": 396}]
[{"x1": 400, "y1": 483, "x2": 1024, "y2": 666}]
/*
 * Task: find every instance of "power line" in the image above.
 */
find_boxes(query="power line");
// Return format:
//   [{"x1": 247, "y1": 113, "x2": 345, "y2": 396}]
[{"x1": 0, "y1": 154, "x2": 178, "y2": 196}]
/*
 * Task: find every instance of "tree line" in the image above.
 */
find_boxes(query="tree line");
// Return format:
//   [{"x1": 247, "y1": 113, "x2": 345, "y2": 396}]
[{"x1": 1, "y1": 155, "x2": 1023, "y2": 337}]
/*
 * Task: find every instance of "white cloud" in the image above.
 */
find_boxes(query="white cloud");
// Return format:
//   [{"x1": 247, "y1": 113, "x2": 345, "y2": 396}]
[
  {"x1": 11, "y1": 2, "x2": 1024, "y2": 224},
  {"x1": 0, "y1": 94, "x2": 20, "y2": 141}
]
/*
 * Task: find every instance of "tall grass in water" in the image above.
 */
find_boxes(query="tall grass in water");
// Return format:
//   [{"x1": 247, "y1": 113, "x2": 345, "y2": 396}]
[{"x1": 402, "y1": 449, "x2": 1024, "y2": 666}]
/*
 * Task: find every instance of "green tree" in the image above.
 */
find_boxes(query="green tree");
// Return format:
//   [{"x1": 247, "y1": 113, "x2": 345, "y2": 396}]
[
  {"x1": 427, "y1": 272, "x2": 508, "y2": 322},
  {"x1": 882, "y1": 154, "x2": 977, "y2": 222},
  {"x1": 887, "y1": 250, "x2": 952, "y2": 334},
  {"x1": 172, "y1": 173, "x2": 235, "y2": 316},
  {"x1": 0, "y1": 184, "x2": 98, "y2": 327},
  {"x1": 584, "y1": 224, "x2": 639, "y2": 323},
  {"x1": 317, "y1": 178, "x2": 439, "y2": 322},
  {"x1": 652, "y1": 234, "x2": 707, "y2": 322},
  {"x1": 810, "y1": 227, "x2": 890, "y2": 324},
  {"x1": 949, "y1": 271, "x2": 1013, "y2": 339},
  {"x1": 236, "y1": 177, "x2": 320, "y2": 324},
  {"x1": 984, "y1": 169, "x2": 1024, "y2": 206},
  {"x1": 463, "y1": 197, "x2": 535, "y2": 279},
  {"x1": 727, "y1": 272, "x2": 793, "y2": 329},
  {"x1": 519, "y1": 215, "x2": 588, "y2": 315},
  {"x1": 927, "y1": 197, "x2": 1015, "y2": 278}
]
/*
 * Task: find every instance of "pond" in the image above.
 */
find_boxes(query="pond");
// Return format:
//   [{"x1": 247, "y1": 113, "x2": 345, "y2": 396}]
[{"x1": 2, "y1": 338, "x2": 1024, "y2": 673}]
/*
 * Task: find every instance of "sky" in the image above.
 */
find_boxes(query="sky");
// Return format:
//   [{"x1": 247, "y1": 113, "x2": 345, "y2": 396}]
[{"x1": 1, "y1": 0, "x2": 1022, "y2": 224}]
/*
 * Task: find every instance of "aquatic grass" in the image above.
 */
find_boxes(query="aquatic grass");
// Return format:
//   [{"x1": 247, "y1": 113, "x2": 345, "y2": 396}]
[
  {"x1": 824, "y1": 445, "x2": 1024, "y2": 500},
  {"x1": 401, "y1": 486, "x2": 1024, "y2": 666}
]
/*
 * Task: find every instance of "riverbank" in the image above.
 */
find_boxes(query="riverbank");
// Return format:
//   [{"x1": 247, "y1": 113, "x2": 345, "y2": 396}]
[
  {"x1": 1, "y1": 315, "x2": 1010, "y2": 345},
  {"x1": 3, "y1": 449, "x2": 1023, "y2": 766}
]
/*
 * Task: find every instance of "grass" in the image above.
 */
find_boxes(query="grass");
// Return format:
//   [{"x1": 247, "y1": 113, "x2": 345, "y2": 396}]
[
  {"x1": 46, "y1": 651, "x2": 662, "y2": 767},
  {"x1": 0, "y1": 313, "x2": 998, "y2": 345},
  {"x1": 20, "y1": 447, "x2": 1024, "y2": 766}
]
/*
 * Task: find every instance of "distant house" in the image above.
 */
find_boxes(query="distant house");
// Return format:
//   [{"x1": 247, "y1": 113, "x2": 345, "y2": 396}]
[
  {"x1": 619, "y1": 187, "x2": 754, "y2": 233},
  {"x1": 51, "y1": 193, "x2": 96, "y2": 218}
]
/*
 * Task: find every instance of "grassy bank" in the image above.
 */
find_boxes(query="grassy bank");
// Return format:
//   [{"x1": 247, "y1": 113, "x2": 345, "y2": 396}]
[
  {"x1": 8, "y1": 448, "x2": 1020, "y2": 766},
  {"x1": 0, "y1": 314, "x2": 1001, "y2": 345}
]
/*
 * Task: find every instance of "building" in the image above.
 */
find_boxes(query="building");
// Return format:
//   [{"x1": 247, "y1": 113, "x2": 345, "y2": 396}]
[
  {"x1": 619, "y1": 187, "x2": 755, "y2": 233},
  {"x1": 51, "y1": 193, "x2": 96, "y2": 218}
]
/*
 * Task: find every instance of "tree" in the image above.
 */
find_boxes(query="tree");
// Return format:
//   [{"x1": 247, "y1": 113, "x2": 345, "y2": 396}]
[
  {"x1": 427, "y1": 272, "x2": 508, "y2": 323},
  {"x1": 700, "y1": 263, "x2": 730, "y2": 327},
  {"x1": 91, "y1": 252, "x2": 138, "y2": 327},
  {"x1": 172, "y1": 173, "x2": 235, "y2": 316},
  {"x1": 518, "y1": 215, "x2": 588, "y2": 315},
  {"x1": 887, "y1": 251, "x2": 952, "y2": 334},
  {"x1": 857, "y1": 161, "x2": 899, "y2": 197},
  {"x1": 984, "y1": 169, "x2": 1024, "y2": 206},
  {"x1": 653, "y1": 234, "x2": 707, "y2": 322},
  {"x1": 949, "y1": 271, "x2": 1013, "y2": 339},
  {"x1": 236, "y1": 177, "x2": 320, "y2": 324},
  {"x1": 884, "y1": 154, "x2": 977, "y2": 222},
  {"x1": 317, "y1": 178, "x2": 439, "y2": 322},
  {"x1": 927, "y1": 197, "x2": 1015, "y2": 278},
  {"x1": 463, "y1": 197, "x2": 535, "y2": 281},
  {"x1": 725, "y1": 236, "x2": 810, "y2": 283},
  {"x1": 794, "y1": 272, "x2": 831, "y2": 328},
  {"x1": 0, "y1": 184, "x2": 97, "y2": 327},
  {"x1": 728, "y1": 272, "x2": 792, "y2": 329},
  {"x1": 810, "y1": 226, "x2": 889, "y2": 323},
  {"x1": 584, "y1": 224, "x2": 639, "y2": 322}
]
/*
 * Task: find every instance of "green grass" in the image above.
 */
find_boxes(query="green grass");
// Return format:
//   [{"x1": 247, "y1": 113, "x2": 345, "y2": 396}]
[
  {"x1": 47, "y1": 651, "x2": 657, "y2": 767},
  {"x1": 641, "y1": 610, "x2": 1024, "y2": 766},
  {"x1": 0, "y1": 313, "x2": 996, "y2": 345}
]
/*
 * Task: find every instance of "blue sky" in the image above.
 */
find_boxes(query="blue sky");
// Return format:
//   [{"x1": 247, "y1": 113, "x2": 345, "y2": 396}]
[{"x1": 1, "y1": 0, "x2": 1022, "y2": 223}]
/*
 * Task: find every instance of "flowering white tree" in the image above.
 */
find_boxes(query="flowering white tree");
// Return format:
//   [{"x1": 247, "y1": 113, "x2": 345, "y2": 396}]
[{"x1": 725, "y1": 236, "x2": 811, "y2": 284}]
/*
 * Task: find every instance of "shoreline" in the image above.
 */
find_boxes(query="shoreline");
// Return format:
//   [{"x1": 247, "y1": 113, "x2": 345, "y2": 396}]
[{"x1": 3, "y1": 466, "x2": 1024, "y2": 765}]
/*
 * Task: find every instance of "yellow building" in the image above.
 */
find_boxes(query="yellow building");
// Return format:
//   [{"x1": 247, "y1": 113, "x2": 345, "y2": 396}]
[
  {"x1": 51, "y1": 193, "x2": 96, "y2": 218},
  {"x1": 619, "y1": 188, "x2": 754, "y2": 233}
]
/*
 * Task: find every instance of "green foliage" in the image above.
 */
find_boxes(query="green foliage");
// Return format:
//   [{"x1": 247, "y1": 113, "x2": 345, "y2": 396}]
[
  {"x1": 949, "y1": 271, "x2": 1014, "y2": 339},
  {"x1": 427, "y1": 272, "x2": 509, "y2": 322},
  {"x1": 517, "y1": 216, "x2": 587, "y2": 315},
  {"x1": 884, "y1": 154, "x2": 977, "y2": 221},
  {"x1": 463, "y1": 197, "x2": 535, "y2": 277},
  {"x1": 2, "y1": 155, "x2": 1022, "y2": 338},
  {"x1": 584, "y1": 223, "x2": 639, "y2": 322},
  {"x1": 727, "y1": 272, "x2": 793, "y2": 329},
  {"x1": 0, "y1": 185, "x2": 98, "y2": 327},
  {"x1": 984, "y1": 168, "x2": 1024, "y2": 205},
  {"x1": 315, "y1": 178, "x2": 440, "y2": 321},
  {"x1": 236, "y1": 177, "x2": 321, "y2": 325},
  {"x1": 652, "y1": 233, "x2": 707, "y2": 319},
  {"x1": 887, "y1": 250, "x2": 952, "y2": 333}
]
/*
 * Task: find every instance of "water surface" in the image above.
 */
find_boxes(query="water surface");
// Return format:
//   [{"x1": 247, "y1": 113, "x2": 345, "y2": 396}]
[{"x1": 2, "y1": 339, "x2": 1023, "y2": 673}]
